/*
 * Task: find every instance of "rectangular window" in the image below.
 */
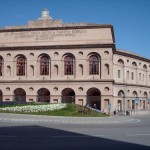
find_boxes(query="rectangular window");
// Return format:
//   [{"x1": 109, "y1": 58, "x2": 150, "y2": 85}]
[
  {"x1": 139, "y1": 73, "x2": 141, "y2": 81},
  {"x1": 118, "y1": 70, "x2": 121, "y2": 78},
  {"x1": 131, "y1": 72, "x2": 134, "y2": 80},
  {"x1": 127, "y1": 71, "x2": 129, "y2": 79},
  {"x1": 0, "y1": 65, "x2": 2, "y2": 76}
]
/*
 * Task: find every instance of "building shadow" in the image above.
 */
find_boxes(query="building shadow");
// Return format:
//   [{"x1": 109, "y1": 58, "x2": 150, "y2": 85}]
[{"x1": 0, "y1": 125, "x2": 149, "y2": 150}]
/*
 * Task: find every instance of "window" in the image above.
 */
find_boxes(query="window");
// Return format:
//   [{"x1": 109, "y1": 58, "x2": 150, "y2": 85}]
[
  {"x1": 30, "y1": 65, "x2": 34, "y2": 76},
  {"x1": 0, "y1": 57, "x2": 3, "y2": 76},
  {"x1": 17, "y1": 57, "x2": 26, "y2": 76},
  {"x1": 127, "y1": 71, "x2": 129, "y2": 79},
  {"x1": 89, "y1": 56, "x2": 99, "y2": 75},
  {"x1": 79, "y1": 64, "x2": 83, "y2": 75},
  {"x1": 64, "y1": 56, "x2": 74, "y2": 75},
  {"x1": 54, "y1": 65, "x2": 58, "y2": 76},
  {"x1": 105, "y1": 64, "x2": 109, "y2": 75},
  {"x1": 131, "y1": 72, "x2": 134, "y2": 80},
  {"x1": 40, "y1": 56, "x2": 49, "y2": 75},
  {"x1": 118, "y1": 70, "x2": 121, "y2": 78},
  {"x1": 139, "y1": 73, "x2": 141, "y2": 81}
]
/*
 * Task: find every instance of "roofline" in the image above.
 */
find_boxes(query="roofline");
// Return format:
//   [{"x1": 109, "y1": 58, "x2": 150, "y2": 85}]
[
  {"x1": 115, "y1": 50, "x2": 150, "y2": 63},
  {"x1": 0, "y1": 25, "x2": 113, "y2": 32}
]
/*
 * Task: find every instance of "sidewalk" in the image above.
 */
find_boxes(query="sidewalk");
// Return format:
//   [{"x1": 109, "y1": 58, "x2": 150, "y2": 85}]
[
  {"x1": 0, "y1": 113, "x2": 141, "y2": 125},
  {"x1": 116, "y1": 110, "x2": 150, "y2": 116}
]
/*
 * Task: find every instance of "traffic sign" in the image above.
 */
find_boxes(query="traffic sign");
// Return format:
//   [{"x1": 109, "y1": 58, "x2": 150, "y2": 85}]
[
  {"x1": 108, "y1": 103, "x2": 111, "y2": 110},
  {"x1": 135, "y1": 98, "x2": 139, "y2": 104}
]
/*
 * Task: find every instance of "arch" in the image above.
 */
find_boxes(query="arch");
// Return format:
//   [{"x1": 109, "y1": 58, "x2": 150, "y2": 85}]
[
  {"x1": 14, "y1": 88, "x2": 26, "y2": 102},
  {"x1": 0, "y1": 90, "x2": 3, "y2": 101},
  {"x1": 143, "y1": 64, "x2": 147, "y2": 70},
  {"x1": 37, "y1": 88, "x2": 50, "y2": 102},
  {"x1": 117, "y1": 90, "x2": 125, "y2": 112},
  {"x1": 16, "y1": 55, "x2": 26, "y2": 76},
  {"x1": 104, "y1": 51, "x2": 109, "y2": 55},
  {"x1": 132, "y1": 61, "x2": 137, "y2": 68},
  {"x1": 40, "y1": 55, "x2": 50, "y2": 75},
  {"x1": 118, "y1": 90, "x2": 125, "y2": 97},
  {"x1": 144, "y1": 92, "x2": 148, "y2": 98},
  {"x1": 0, "y1": 56, "x2": 4, "y2": 76},
  {"x1": 89, "y1": 55, "x2": 99, "y2": 75},
  {"x1": 87, "y1": 88, "x2": 101, "y2": 110},
  {"x1": 64, "y1": 55, "x2": 74, "y2": 75},
  {"x1": 132, "y1": 91, "x2": 138, "y2": 98},
  {"x1": 118, "y1": 59, "x2": 124, "y2": 65},
  {"x1": 62, "y1": 88, "x2": 75, "y2": 103}
]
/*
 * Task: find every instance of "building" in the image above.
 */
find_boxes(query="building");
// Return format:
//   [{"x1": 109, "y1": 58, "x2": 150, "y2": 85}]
[{"x1": 0, "y1": 9, "x2": 150, "y2": 113}]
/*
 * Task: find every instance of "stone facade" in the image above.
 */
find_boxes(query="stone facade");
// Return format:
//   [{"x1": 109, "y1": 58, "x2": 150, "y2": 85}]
[{"x1": 0, "y1": 10, "x2": 149, "y2": 114}]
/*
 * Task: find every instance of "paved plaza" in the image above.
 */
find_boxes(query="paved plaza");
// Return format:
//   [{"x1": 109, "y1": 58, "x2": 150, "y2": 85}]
[{"x1": 0, "y1": 113, "x2": 150, "y2": 150}]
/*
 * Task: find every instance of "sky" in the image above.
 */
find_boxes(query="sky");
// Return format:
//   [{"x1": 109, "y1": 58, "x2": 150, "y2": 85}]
[{"x1": 0, "y1": 0, "x2": 150, "y2": 58}]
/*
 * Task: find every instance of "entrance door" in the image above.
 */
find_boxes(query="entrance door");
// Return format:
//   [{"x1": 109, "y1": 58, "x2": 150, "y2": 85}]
[{"x1": 87, "y1": 88, "x2": 101, "y2": 110}]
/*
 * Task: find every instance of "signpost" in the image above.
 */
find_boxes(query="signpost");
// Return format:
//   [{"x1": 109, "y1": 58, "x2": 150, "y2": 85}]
[
  {"x1": 108, "y1": 103, "x2": 111, "y2": 115},
  {"x1": 148, "y1": 98, "x2": 150, "y2": 110},
  {"x1": 135, "y1": 98, "x2": 139, "y2": 114}
]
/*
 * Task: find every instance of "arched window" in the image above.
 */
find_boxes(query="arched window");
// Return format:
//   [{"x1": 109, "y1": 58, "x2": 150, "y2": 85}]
[
  {"x1": 132, "y1": 62, "x2": 137, "y2": 68},
  {"x1": 118, "y1": 59, "x2": 124, "y2": 66},
  {"x1": 118, "y1": 90, "x2": 125, "y2": 97},
  {"x1": 89, "y1": 55, "x2": 99, "y2": 75},
  {"x1": 40, "y1": 56, "x2": 49, "y2": 75},
  {"x1": 132, "y1": 91, "x2": 138, "y2": 98},
  {"x1": 144, "y1": 92, "x2": 148, "y2": 98},
  {"x1": 143, "y1": 64, "x2": 147, "y2": 70},
  {"x1": 16, "y1": 57, "x2": 26, "y2": 76},
  {"x1": 64, "y1": 56, "x2": 74, "y2": 75},
  {"x1": 0, "y1": 57, "x2": 3, "y2": 76}
]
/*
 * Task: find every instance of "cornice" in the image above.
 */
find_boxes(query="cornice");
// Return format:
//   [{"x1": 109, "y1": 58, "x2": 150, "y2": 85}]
[
  {"x1": 0, "y1": 25, "x2": 113, "y2": 32},
  {"x1": 0, "y1": 44, "x2": 115, "y2": 51},
  {"x1": 115, "y1": 50, "x2": 150, "y2": 63},
  {"x1": 0, "y1": 79, "x2": 115, "y2": 84},
  {"x1": 115, "y1": 82, "x2": 150, "y2": 88}
]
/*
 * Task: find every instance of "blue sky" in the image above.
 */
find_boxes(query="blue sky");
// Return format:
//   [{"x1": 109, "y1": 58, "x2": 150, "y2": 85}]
[{"x1": 0, "y1": 0, "x2": 150, "y2": 58}]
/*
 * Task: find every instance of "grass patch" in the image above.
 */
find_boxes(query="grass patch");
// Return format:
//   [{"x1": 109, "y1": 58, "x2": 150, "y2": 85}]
[{"x1": 0, "y1": 103, "x2": 107, "y2": 117}]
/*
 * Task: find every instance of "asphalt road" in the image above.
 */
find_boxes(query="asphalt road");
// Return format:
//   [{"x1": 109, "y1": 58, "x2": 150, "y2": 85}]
[{"x1": 0, "y1": 114, "x2": 150, "y2": 150}]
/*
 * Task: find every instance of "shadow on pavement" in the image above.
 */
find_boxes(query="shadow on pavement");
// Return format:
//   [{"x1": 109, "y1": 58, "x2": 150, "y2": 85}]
[{"x1": 0, "y1": 125, "x2": 149, "y2": 150}]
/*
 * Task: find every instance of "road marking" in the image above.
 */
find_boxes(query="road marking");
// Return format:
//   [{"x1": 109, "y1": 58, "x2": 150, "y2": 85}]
[{"x1": 129, "y1": 119, "x2": 141, "y2": 123}]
